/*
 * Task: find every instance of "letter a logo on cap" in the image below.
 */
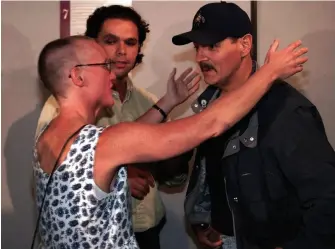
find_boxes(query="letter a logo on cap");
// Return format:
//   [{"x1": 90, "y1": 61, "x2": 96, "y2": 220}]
[{"x1": 194, "y1": 11, "x2": 205, "y2": 27}]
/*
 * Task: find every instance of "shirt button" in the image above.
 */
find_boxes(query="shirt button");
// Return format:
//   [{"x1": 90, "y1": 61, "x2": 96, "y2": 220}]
[
  {"x1": 250, "y1": 137, "x2": 254, "y2": 142},
  {"x1": 232, "y1": 145, "x2": 237, "y2": 149}
]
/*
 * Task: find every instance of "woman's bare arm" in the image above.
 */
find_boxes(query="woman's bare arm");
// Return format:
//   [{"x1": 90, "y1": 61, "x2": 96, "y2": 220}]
[{"x1": 100, "y1": 40, "x2": 308, "y2": 169}]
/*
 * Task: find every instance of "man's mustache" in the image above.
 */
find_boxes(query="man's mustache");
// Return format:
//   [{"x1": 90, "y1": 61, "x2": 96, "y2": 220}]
[{"x1": 199, "y1": 62, "x2": 216, "y2": 72}]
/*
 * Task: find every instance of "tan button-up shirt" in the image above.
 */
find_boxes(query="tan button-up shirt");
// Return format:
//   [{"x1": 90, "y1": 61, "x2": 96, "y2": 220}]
[{"x1": 35, "y1": 78, "x2": 165, "y2": 232}]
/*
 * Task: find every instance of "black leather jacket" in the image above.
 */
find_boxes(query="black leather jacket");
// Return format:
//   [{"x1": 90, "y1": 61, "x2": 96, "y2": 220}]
[{"x1": 185, "y1": 81, "x2": 335, "y2": 249}]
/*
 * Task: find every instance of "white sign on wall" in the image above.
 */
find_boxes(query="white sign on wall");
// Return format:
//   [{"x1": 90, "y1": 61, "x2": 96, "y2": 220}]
[{"x1": 70, "y1": 0, "x2": 132, "y2": 36}]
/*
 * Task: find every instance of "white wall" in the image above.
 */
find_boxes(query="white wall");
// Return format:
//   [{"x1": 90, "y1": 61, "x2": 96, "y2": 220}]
[
  {"x1": 257, "y1": 1, "x2": 335, "y2": 147},
  {"x1": 1, "y1": 2, "x2": 334, "y2": 249},
  {"x1": 1, "y1": 2, "x2": 59, "y2": 248}
]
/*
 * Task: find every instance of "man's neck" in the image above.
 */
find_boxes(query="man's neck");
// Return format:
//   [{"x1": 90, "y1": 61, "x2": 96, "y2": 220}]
[
  {"x1": 112, "y1": 76, "x2": 128, "y2": 103},
  {"x1": 219, "y1": 58, "x2": 253, "y2": 93}
]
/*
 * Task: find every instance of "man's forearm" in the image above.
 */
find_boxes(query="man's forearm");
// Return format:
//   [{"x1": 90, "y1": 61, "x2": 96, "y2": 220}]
[{"x1": 136, "y1": 95, "x2": 175, "y2": 124}]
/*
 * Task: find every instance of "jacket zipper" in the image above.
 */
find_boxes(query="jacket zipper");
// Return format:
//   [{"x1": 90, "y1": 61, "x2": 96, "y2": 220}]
[{"x1": 224, "y1": 177, "x2": 236, "y2": 237}]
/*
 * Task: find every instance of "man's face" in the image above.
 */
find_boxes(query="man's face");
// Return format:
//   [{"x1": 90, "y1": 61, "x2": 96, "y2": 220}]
[
  {"x1": 97, "y1": 18, "x2": 139, "y2": 79},
  {"x1": 195, "y1": 38, "x2": 242, "y2": 87}
]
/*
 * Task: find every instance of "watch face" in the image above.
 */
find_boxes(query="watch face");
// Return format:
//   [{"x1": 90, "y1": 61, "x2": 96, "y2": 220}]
[{"x1": 191, "y1": 85, "x2": 221, "y2": 113}]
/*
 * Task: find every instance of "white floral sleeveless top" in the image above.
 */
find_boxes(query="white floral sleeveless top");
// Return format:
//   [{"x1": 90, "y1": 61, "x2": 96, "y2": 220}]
[{"x1": 33, "y1": 124, "x2": 139, "y2": 249}]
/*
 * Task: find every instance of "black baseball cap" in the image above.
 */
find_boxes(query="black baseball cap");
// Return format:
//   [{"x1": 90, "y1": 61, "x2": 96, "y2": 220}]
[{"x1": 172, "y1": 1, "x2": 252, "y2": 46}]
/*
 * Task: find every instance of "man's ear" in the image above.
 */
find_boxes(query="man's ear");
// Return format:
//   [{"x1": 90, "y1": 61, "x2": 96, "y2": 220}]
[
  {"x1": 239, "y1": 34, "x2": 253, "y2": 58},
  {"x1": 69, "y1": 67, "x2": 85, "y2": 87}
]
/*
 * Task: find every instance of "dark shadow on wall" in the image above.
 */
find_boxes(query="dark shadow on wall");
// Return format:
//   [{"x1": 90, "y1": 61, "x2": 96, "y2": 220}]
[
  {"x1": 298, "y1": 30, "x2": 335, "y2": 145},
  {"x1": 3, "y1": 106, "x2": 45, "y2": 249},
  {"x1": 286, "y1": 70, "x2": 310, "y2": 96},
  {"x1": 1, "y1": 22, "x2": 49, "y2": 249}
]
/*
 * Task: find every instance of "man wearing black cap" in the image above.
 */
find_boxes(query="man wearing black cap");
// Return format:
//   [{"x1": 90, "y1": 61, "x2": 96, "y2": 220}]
[{"x1": 173, "y1": 2, "x2": 335, "y2": 249}]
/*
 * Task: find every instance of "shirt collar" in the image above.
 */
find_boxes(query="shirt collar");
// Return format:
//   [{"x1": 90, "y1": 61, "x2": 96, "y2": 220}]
[{"x1": 111, "y1": 77, "x2": 134, "y2": 103}]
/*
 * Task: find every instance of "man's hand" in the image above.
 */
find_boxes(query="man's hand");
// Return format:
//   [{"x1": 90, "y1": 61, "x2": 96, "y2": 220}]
[
  {"x1": 128, "y1": 166, "x2": 155, "y2": 200},
  {"x1": 194, "y1": 225, "x2": 223, "y2": 249},
  {"x1": 154, "y1": 149, "x2": 193, "y2": 186},
  {"x1": 264, "y1": 39, "x2": 308, "y2": 80},
  {"x1": 165, "y1": 67, "x2": 201, "y2": 107}
]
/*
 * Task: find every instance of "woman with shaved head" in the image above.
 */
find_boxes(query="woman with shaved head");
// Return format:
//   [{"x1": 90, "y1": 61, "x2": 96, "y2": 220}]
[{"x1": 32, "y1": 35, "x2": 307, "y2": 249}]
